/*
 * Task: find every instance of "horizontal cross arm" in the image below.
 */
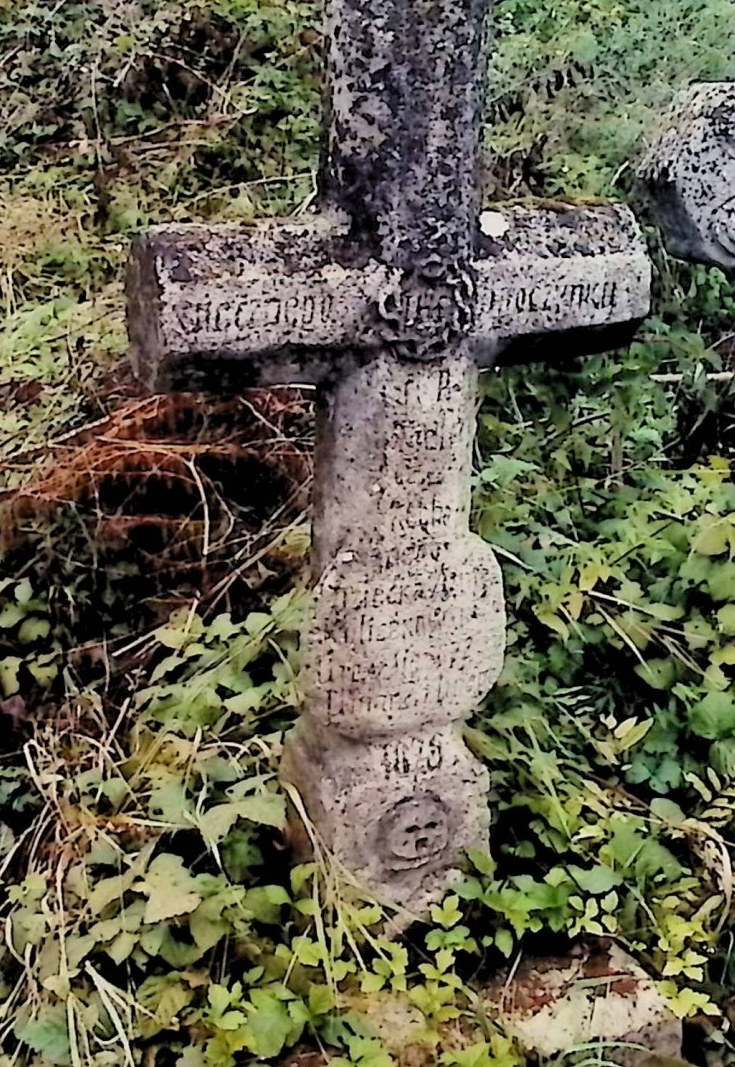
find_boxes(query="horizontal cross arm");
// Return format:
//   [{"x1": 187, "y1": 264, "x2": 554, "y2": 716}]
[{"x1": 128, "y1": 205, "x2": 650, "y2": 391}]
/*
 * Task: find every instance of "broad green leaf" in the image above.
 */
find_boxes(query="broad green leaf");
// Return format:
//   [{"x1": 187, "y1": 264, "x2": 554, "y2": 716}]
[
  {"x1": 244, "y1": 993, "x2": 291, "y2": 1058},
  {"x1": 308, "y1": 984, "x2": 335, "y2": 1016},
  {"x1": 140, "y1": 854, "x2": 203, "y2": 924},
  {"x1": 718, "y1": 604, "x2": 735, "y2": 635},
  {"x1": 689, "y1": 691, "x2": 735, "y2": 740},
  {"x1": 18, "y1": 617, "x2": 50, "y2": 644},
  {"x1": 138, "y1": 975, "x2": 195, "y2": 1038},
  {"x1": 15, "y1": 1005, "x2": 70, "y2": 1066},
  {"x1": 244, "y1": 885, "x2": 291, "y2": 924},
  {"x1": 494, "y1": 929, "x2": 514, "y2": 958},
  {"x1": 14, "y1": 579, "x2": 33, "y2": 606},
  {"x1": 0, "y1": 656, "x2": 22, "y2": 696},
  {"x1": 176, "y1": 1049, "x2": 208, "y2": 1067},
  {"x1": 694, "y1": 517, "x2": 731, "y2": 557},
  {"x1": 568, "y1": 864, "x2": 621, "y2": 894},
  {"x1": 650, "y1": 799, "x2": 686, "y2": 824},
  {"x1": 198, "y1": 794, "x2": 286, "y2": 845},
  {"x1": 0, "y1": 605, "x2": 25, "y2": 629}
]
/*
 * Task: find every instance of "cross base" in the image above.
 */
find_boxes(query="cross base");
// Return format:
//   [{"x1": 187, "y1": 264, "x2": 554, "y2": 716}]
[{"x1": 281, "y1": 723, "x2": 489, "y2": 914}]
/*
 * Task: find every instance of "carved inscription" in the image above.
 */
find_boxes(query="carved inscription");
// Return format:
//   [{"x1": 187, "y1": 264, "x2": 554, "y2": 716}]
[
  {"x1": 147, "y1": 242, "x2": 648, "y2": 373},
  {"x1": 476, "y1": 253, "x2": 647, "y2": 339},
  {"x1": 174, "y1": 274, "x2": 625, "y2": 352},
  {"x1": 302, "y1": 354, "x2": 506, "y2": 740},
  {"x1": 486, "y1": 279, "x2": 618, "y2": 317},
  {"x1": 179, "y1": 291, "x2": 336, "y2": 336},
  {"x1": 381, "y1": 732, "x2": 445, "y2": 777}
]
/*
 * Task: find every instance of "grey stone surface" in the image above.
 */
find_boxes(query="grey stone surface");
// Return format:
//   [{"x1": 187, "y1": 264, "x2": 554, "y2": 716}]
[
  {"x1": 639, "y1": 82, "x2": 735, "y2": 272},
  {"x1": 126, "y1": 0, "x2": 652, "y2": 911},
  {"x1": 485, "y1": 944, "x2": 682, "y2": 1067},
  {"x1": 304, "y1": 352, "x2": 505, "y2": 742},
  {"x1": 281, "y1": 723, "x2": 489, "y2": 915},
  {"x1": 129, "y1": 205, "x2": 650, "y2": 391}
]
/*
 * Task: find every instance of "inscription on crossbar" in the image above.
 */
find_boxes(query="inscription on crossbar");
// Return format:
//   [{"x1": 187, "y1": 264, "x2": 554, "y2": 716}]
[{"x1": 129, "y1": 206, "x2": 649, "y2": 390}]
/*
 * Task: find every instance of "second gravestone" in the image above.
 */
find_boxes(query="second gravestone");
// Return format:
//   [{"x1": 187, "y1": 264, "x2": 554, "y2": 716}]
[{"x1": 127, "y1": 0, "x2": 651, "y2": 913}]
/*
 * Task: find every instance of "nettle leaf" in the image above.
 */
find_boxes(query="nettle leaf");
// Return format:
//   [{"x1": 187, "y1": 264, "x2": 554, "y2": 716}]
[
  {"x1": 139, "y1": 854, "x2": 203, "y2": 924},
  {"x1": 15, "y1": 1004, "x2": 70, "y2": 1066},
  {"x1": 138, "y1": 974, "x2": 196, "y2": 1038},
  {"x1": 688, "y1": 691, "x2": 735, "y2": 740}
]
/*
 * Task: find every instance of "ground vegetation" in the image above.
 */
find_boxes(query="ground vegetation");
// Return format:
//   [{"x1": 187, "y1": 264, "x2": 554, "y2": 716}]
[{"x1": 2, "y1": 1, "x2": 735, "y2": 1064}]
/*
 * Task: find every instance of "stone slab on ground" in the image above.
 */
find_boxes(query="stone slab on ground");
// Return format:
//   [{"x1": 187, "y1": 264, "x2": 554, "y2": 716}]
[{"x1": 485, "y1": 943, "x2": 682, "y2": 1066}]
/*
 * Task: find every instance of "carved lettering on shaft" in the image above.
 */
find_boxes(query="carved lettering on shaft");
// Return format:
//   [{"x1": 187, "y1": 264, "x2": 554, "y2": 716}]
[
  {"x1": 382, "y1": 733, "x2": 446, "y2": 777},
  {"x1": 301, "y1": 355, "x2": 506, "y2": 741}
]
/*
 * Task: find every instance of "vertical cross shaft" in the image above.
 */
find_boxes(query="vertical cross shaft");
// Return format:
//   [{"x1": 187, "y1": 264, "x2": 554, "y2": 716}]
[
  {"x1": 324, "y1": 0, "x2": 487, "y2": 278},
  {"x1": 282, "y1": 0, "x2": 500, "y2": 913}
]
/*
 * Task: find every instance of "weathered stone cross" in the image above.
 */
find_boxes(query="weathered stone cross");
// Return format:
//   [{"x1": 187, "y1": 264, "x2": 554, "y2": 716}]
[{"x1": 127, "y1": 0, "x2": 650, "y2": 913}]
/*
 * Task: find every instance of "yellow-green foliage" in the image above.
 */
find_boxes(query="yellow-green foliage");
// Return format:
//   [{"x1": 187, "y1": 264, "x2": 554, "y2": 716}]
[{"x1": 4, "y1": 1, "x2": 735, "y2": 1066}]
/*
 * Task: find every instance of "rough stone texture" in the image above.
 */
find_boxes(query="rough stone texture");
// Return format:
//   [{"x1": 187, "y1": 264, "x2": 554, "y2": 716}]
[
  {"x1": 322, "y1": 0, "x2": 488, "y2": 359},
  {"x1": 305, "y1": 352, "x2": 505, "y2": 737},
  {"x1": 639, "y1": 82, "x2": 735, "y2": 272},
  {"x1": 486, "y1": 944, "x2": 682, "y2": 1066},
  {"x1": 282, "y1": 353, "x2": 499, "y2": 911},
  {"x1": 126, "y1": 0, "x2": 652, "y2": 911},
  {"x1": 128, "y1": 205, "x2": 650, "y2": 392},
  {"x1": 281, "y1": 723, "x2": 488, "y2": 914}
]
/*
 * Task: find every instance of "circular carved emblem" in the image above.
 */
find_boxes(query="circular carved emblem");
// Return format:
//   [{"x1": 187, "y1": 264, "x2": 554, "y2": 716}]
[{"x1": 379, "y1": 794, "x2": 451, "y2": 870}]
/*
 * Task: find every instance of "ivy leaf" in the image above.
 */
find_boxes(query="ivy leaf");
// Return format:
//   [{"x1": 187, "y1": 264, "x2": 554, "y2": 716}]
[{"x1": 140, "y1": 854, "x2": 203, "y2": 924}]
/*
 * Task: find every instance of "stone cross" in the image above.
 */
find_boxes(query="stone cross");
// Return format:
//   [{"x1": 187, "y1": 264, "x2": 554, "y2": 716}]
[
  {"x1": 127, "y1": 0, "x2": 650, "y2": 914},
  {"x1": 639, "y1": 83, "x2": 735, "y2": 274}
]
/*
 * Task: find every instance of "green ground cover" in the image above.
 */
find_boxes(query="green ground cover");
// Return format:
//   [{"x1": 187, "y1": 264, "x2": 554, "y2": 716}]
[{"x1": 4, "y1": 1, "x2": 735, "y2": 1065}]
